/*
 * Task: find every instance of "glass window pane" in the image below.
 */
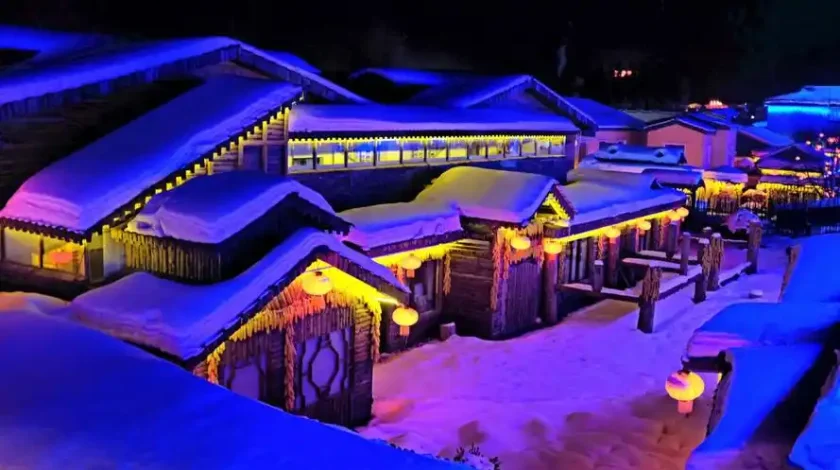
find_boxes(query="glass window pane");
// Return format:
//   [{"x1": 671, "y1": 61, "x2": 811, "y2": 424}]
[
  {"x1": 347, "y1": 141, "x2": 374, "y2": 167},
  {"x1": 316, "y1": 142, "x2": 345, "y2": 168},
  {"x1": 487, "y1": 139, "x2": 504, "y2": 159},
  {"x1": 505, "y1": 138, "x2": 521, "y2": 157},
  {"x1": 468, "y1": 140, "x2": 486, "y2": 159},
  {"x1": 521, "y1": 138, "x2": 536, "y2": 156},
  {"x1": 537, "y1": 138, "x2": 552, "y2": 156},
  {"x1": 377, "y1": 139, "x2": 400, "y2": 165},
  {"x1": 3, "y1": 228, "x2": 40, "y2": 266},
  {"x1": 402, "y1": 140, "x2": 425, "y2": 163},
  {"x1": 448, "y1": 140, "x2": 468, "y2": 160},
  {"x1": 427, "y1": 139, "x2": 446, "y2": 161},
  {"x1": 550, "y1": 136, "x2": 566, "y2": 155},
  {"x1": 42, "y1": 237, "x2": 85, "y2": 276},
  {"x1": 288, "y1": 142, "x2": 313, "y2": 172}
]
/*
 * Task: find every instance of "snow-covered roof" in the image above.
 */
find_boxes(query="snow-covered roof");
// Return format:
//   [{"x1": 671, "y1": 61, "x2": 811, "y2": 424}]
[
  {"x1": 562, "y1": 169, "x2": 686, "y2": 228},
  {"x1": 766, "y1": 85, "x2": 840, "y2": 106},
  {"x1": 577, "y1": 157, "x2": 705, "y2": 187},
  {"x1": 782, "y1": 234, "x2": 840, "y2": 303},
  {"x1": 71, "y1": 228, "x2": 408, "y2": 360},
  {"x1": 684, "y1": 302, "x2": 840, "y2": 360},
  {"x1": 790, "y1": 352, "x2": 840, "y2": 470},
  {"x1": 340, "y1": 202, "x2": 463, "y2": 250},
  {"x1": 591, "y1": 143, "x2": 685, "y2": 165},
  {"x1": 0, "y1": 35, "x2": 367, "y2": 108},
  {"x1": 288, "y1": 104, "x2": 579, "y2": 135},
  {"x1": 0, "y1": 25, "x2": 112, "y2": 68},
  {"x1": 263, "y1": 50, "x2": 321, "y2": 74},
  {"x1": 756, "y1": 144, "x2": 830, "y2": 173},
  {"x1": 0, "y1": 76, "x2": 301, "y2": 233},
  {"x1": 622, "y1": 109, "x2": 681, "y2": 124},
  {"x1": 0, "y1": 310, "x2": 459, "y2": 470},
  {"x1": 348, "y1": 68, "x2": 472, "y2": 87},
  {"x1": 563, "y1": 97, "x2": 644, "y2": 129},
  {"x1": 702, "y1": 166, "x2": 749, "y2": 184},
  {"x1": 645, "y1": 115, "x2": 718, "y2": 134},
  {"x1": 415, "y1": 167, "x2": 561, "y2": 225},
  {"x1": 406, "y1": 74, "x2": 532, "y2": 107},
  {"x1": 736, "y1": 125, "x2": 794, "y2": 147},
  {"x1": 127, "y1": 172, "x2": 336, "y2": 244}
]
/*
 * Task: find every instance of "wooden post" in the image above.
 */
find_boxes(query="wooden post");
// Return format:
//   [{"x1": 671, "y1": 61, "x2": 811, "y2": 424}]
[
  {"x1": 637, "y1": 265, "x2": 662, "y2": 334},
  {"x1": 694, "y1": 238, "x2": 709, "y2": 303},
  {"x1": 746, "y1": 220, "x2": 762, "y2": 274},
  {"x1": 542, "y1": 253, "x2": 559, "y2": 325},
  {"x1": 665, "y1": 221, "x2": 679, "y2": 259},
  {"x1": 625, "y1": 227, "x2": 639, "y2": 255},
  {"x1": 651, "y1": 219, "x2": 662, "y2": 250},
  {"x1": 679, "y1": 232, "x2": 691, "y2": 275},
  {"x1": 606, "y1": 237, "x2": 620, "y2": 287},
  {"x1": 592, "y1": 260, "x2": 604, "y2": 293},
  {"x1": 779, "y1": 245, "x2": 802, "y2": 301},
  {"x1": 708, "y1": 233, "x2": 724, "y2": 291},
  {"x1": 587, "y1": 236, "x2": 597, "y2": 279}
]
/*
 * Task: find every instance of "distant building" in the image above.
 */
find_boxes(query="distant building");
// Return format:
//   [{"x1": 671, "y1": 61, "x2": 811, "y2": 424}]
[{"x1": 765, "y1": 86, "x2": 840, "y2": 138}]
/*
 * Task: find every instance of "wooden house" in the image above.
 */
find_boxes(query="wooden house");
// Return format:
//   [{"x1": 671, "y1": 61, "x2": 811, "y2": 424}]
[
  {"x1": 286, "y1": 104, "x2": 581, "y2": 210},
  {"x1": 756, "y1": 144, "x2": 832, "y2": 204},
  {"x1": 70, "y1": 178, "x2": 408, "y2": 427},
  {"x1": 340, "y1": 202, "x2": 465, "y2": 352},
  {"x1": 380, "y1": 166, "x2": 686, "y2": 340},
  {"x1": 560, "y1": 97, "x2": 646, "y2": 163}
]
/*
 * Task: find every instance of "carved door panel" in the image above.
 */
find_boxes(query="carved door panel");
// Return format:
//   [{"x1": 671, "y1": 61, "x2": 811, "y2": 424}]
[{"x1": 294, "y1": 327, "x2": 353, "y2": 425}]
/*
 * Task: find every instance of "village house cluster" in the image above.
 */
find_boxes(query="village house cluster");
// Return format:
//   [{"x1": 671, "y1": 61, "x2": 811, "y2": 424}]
[{"x1": 0, "y1": 27, "x2": 833, "y2": 432}]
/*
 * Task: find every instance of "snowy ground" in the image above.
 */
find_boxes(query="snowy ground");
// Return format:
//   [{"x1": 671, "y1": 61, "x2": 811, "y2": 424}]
[{"x1": 359, "y1": 239, "x2": 793, "y2": 470}]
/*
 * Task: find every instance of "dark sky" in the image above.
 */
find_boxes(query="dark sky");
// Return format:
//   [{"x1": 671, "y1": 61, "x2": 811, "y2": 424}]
[{"x1": 6, "y1": 0, "x2": 840, "y2": 103}]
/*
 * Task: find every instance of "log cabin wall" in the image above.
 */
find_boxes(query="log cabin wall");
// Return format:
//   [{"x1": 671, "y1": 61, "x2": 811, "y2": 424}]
[
  {"x1": 207, "y1": 109, "x2": 288, "y2": 175},
  {"x1": 381, "y1": 258, "x2": 444, "y2": 353},
  {"x1": 443, "y1": 239, "x2": 498, "y2": 338},
  {"x1": 193, "y1": 303, "x2": 374, "y2": 427},
  {"x1": 292, "y1": 156, "x2": 574, "y2": 212}
]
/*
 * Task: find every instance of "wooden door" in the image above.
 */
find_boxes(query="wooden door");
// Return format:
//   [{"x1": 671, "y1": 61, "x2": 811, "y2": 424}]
[
  {"x1": 294, "y1": 326, "x2": 354, "y2": 426},
  {"x1": 503, "y1": 259, "x2": 542, "y2": 335}
]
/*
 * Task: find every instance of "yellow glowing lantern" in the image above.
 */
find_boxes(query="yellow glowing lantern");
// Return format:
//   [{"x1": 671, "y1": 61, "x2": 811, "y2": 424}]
[
  {"x1": 399, "y1": 254, "x2": 423, "y2": 278},
  {"x1": 665, "y1": 371, "x2": 705, "y2": 414},
  {"x1": 637, "y1": 220, "x2": 652, "y2": 233},
  {"x1": 301, "y1": 271, "x2": 332, "y2": 296},
  {"x1": 510, "y1": 235, "x2": 531, "y2": 251},
  {"x1": 543, "y1": 239, "x2": 564, "y2": 255},
  {"x1": 604, "y1": 227, "x2": 621, "y2": 240},
  {"x1": 676, "y1": 207, "x2": 689, "y2": 219},
  {"x1": 392, "y1": 306, "x2": 419, "y2": 337}
]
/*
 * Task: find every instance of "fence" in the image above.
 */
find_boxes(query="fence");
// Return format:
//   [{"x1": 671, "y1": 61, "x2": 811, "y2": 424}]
[{"x1": 774, "y1": 197, "x2": 840, "y2": 236}]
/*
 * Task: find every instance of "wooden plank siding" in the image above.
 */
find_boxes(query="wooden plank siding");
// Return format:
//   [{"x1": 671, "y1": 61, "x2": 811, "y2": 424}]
[{"x1": 443, "y1": 239, "x2": 496, "y2": 338}]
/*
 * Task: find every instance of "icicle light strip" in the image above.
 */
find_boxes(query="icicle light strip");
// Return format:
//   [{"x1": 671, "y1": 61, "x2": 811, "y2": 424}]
[{"x1": 373, "y1": 243, "x2": 457, "y2": 268}]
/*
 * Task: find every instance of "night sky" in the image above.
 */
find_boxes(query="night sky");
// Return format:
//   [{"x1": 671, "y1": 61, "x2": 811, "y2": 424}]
[{"x1": 6, "y1": 0, "x2": 840, "y2": 104}]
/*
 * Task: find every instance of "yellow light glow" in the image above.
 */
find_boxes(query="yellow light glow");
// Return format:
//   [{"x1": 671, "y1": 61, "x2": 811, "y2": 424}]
[
  {"x1": 374, "y1": 243, "x2": 459, "y2": 268},
  {"x1": 392, "y1": 306, "x2": 419, "y2": 337},
  {"x1": 543, "y1": 239, "x2": 564, "y2": 255},
  {"x1": 605, "y1": 227, "x2": 621, "y2": 240},
  {"x1": 301, "y1": 271, "x2": 333, "y2": 296},
  {"x1": 510, "y1": 235, "x2": 532, "y2": 251},
  {"x1": 637, "y1": 220, "x2": 652, "y2": 232},
  {"x1": 665, "y1": 371, "x2": 705, "y2": 402},
  {"x1": 399, "y1": 254, "x2": 422, "y2": 271},
  {"x1": 556, "y1": 209, "x2": 674, "y2": 243},
  {"x1": 676, "y1": 207, "x2": 689, "y2": 219}
]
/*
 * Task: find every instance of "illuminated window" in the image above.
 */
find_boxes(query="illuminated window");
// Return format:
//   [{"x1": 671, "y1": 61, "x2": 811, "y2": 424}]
[
  {"x1": 427, "y1": 139, "x2": 446, "y2": 161},
  {"x1": 487, "y1": 139, "x2": 505, "y2": 159},
  {"x1": 536, "y1": 138, "x2": 552, "y2": 156},
  {"x1": 376, "y1": 139, "x2": 400, "y2": 165},
  {"x1": 505, "y1": 138, "x2": 521, "y2": 157},
  {"x1": 1, "y1": 229, "x2": 85, "y2": 277},
  {"x1": 402, "y1": 140, "x2": 425, "y2": 163},
  {"x1": 43, "y1": 237, "x2": 85, "y2": 277},
  {"x1": 468, "y1": 140, "x2": 486, "y2": 159},
  {"x1": 288, "y1": 142, "x2": 314, "y2": 171},
  {"x1": 448, "y1": 140, "x2": 468, "y2": 160},
  {"x1": 2, "y1": 228, "x2": 39, "y2": 266},
  {"x1": 549, "y1": 136, "x2": 566, "y2": 155},
  {"x1": 521, "y1": 138, "x2": 537, "y2": 156},
  {"x1": 347, "y1": 141, "x2": 374, "y2": 167},
  {"x1": 316, "y1": 142, "x2": 345, "y2": 168}
]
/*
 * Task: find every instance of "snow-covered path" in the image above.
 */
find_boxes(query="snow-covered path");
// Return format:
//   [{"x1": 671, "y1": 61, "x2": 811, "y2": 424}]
[{"x1": 359, "y1": 241, "x2": 792, "y2": 469}]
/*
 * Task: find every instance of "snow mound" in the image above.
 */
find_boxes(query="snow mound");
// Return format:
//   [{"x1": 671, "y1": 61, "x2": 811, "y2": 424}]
[
  {"x1": 416, "y1": 167, "x2": 559, "y2": 224},
  {"x1": 789, "y1": 351, "x2": 840, "y2": 470},
  {"x1": 0, "y1": 310, "x2": 460, "y2": 469},
  {"x1": 0, "y1": 76, "x2": 302, "y2": 232},
  {"x1": 341, "y1": 202, "x2": 463, "y2": 250},
  {"x1": 71, "y1": 228, "x2": 407, "y2": 360},
  {"x1": 685, "y1": 302, "x2": 840, "y2": 360},
  {"x1": 127, "y1": 172, "x2": 334, "y2": 244},
  {"x1": 0, "y1": 292, "x2": 68, "y2": 317},
  {"x1": 783, "y1": 234, "x2": 840, "y2": 303}
]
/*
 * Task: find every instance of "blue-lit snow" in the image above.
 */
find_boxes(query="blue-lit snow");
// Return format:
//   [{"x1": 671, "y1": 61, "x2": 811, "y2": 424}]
[
  {"x1": 783, "y1": 234, "x2": 840, "y2": 303},
  {"x1": 790, "y1": 354, "x2": 840, "y2": 470},
  {"x1": 0, "y1": 309, "x2": 460, "y2": 469}
]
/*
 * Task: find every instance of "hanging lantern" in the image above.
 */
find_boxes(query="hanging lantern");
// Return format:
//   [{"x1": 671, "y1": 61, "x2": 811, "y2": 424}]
[
  {"x1": 676, "y1": 207, "x2": 690, "y2": 220},
  {"x1": 399, "y1": 254, "x2": 422, "y2": 278},
  {"x1": 637, "y1": 220, "x2": 652, "y2": 233},
  {"x1": 392, "y1": 306, "x2": 419, "y2": 337},
  {"x1": 665, "y1": 370, "x2": 705, "y2": 414},
  {"x1": 510, "y1": 235, "x2": 531, "y2": 251},
  {"x1": 301, "y1": 271, "x2": 332, "y2": 296},
  {"x1": 543, "y1": 239, "x2": 564, "y2": 255},
  {"x1": 604, "y1": 227, "x2": 621, "y2": 240}
]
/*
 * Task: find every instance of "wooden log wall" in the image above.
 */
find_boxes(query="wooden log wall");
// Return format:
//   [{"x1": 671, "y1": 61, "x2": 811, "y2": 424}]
[
  {"x1": 443, "y1": 239, "x2": 497, "y2": 338},
  {"x1": 502, "y1": 259, "x2": 542, "y2": 336}
]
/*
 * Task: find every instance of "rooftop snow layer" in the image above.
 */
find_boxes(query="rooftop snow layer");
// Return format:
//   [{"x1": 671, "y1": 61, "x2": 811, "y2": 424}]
[
  {"x1": 703, "y1": 166, "x2": 749, "y2": 184},
  {"x1": 789, "y1": 353, "x2": 840, "y2": 470},
  {"x1": 783, "y1": 234, "x2": 840, "y2": 303},
  {"x1": 0, "y1": 311, "x2": 460, "y2": 470},
  {"x1": 0, "y1": 25, "x2": 112, "y2": 67},
  {"x1": 646, "y1": 115, "x2": 718, "y2": 134},
  {"x1": 341, "y1": 202, "x2": 463, "y2": 250},
  {"x1": 622, "y1": 109, "x2": 681, "y2": 124},
  {"x1": 756, "y1": 144, "x2": 830, "y2": 173},
  {"x1": 348, "y1": 68, "x2": 474, "y2": 87},
  {"x1": 127, "y1": 172, "x2": 334, "y2": 244},
  {"x1": 0, "y1": 35, "x2": 367, "y2": 106},
  {"x1": 0, "y1": 76, "x2": 302, "y2": 232},
  {"x1": 591, "y1": 143, "x2": 685, "y2": 165},
  {"x1": 736, "y1": 125, "x2": 794, "y2": 148},
  {"x1": 766, "y1": 85, "x2": 840, "y2": 105},
  {"x1": 71, "y1": 228, "x2": 408, "y2": 360},
  {"x1": 684, "y1": 302, "x2": 840, "y2": 360},
  {"x1": 563, "y1": 97, "x2": 644, "y2": 129},
  {"x1": 415, "y1": 167, "x2": 559, "y2": 225},
  {"x1": 406, "y1": 74, "x2": 532, "y2": 107},
  {"x1": 562, "y1": 169, "x2": 685, "y2": 227},
  {"x1": 288, "y1": 104, "x2": 579, "y2": 134},
  {"x1": 263, "y1": 50, "x2": 321, "y2": 74}
]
